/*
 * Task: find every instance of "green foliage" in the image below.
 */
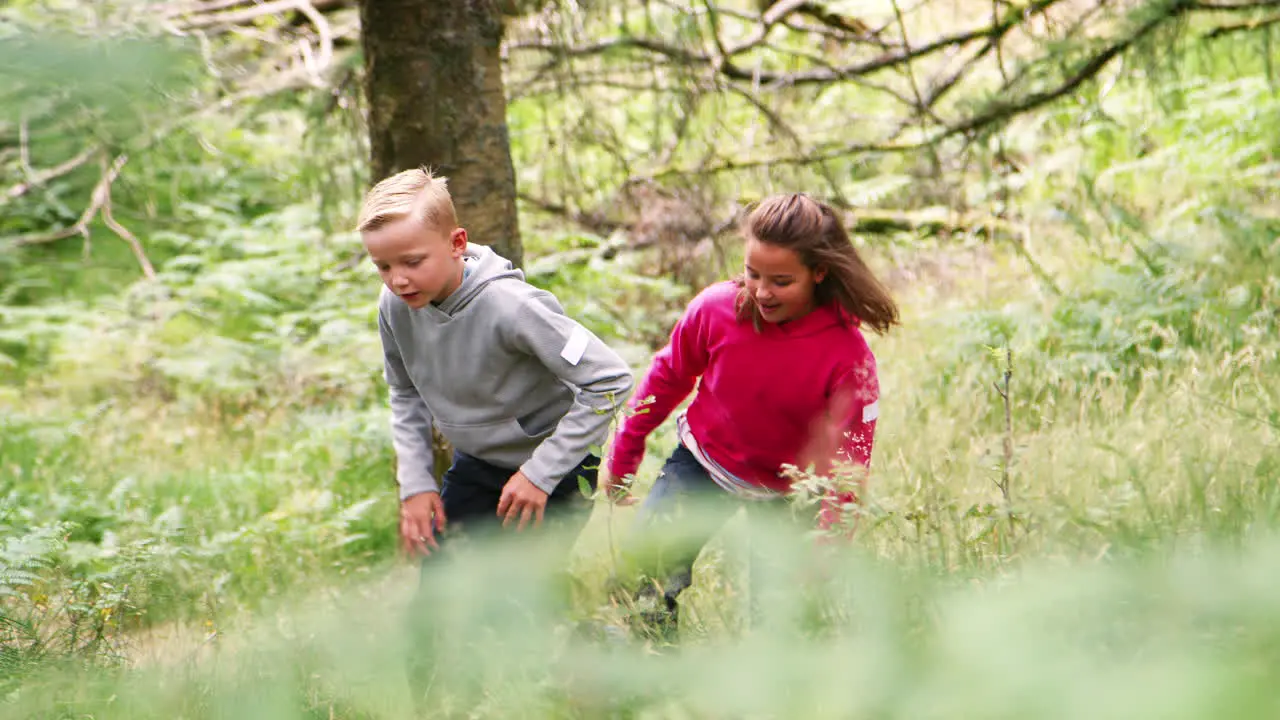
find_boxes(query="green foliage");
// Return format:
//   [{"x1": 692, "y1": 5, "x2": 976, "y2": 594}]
[
  {"x1": 0, "y1": 2, "x2": 1279, "y2": 716},
  {"x1": 0, "y1": 499, "x2": 148, "y2": 696},
  {"x1": 8, "y1": 527, "x2": 1280, "y2": 717}
]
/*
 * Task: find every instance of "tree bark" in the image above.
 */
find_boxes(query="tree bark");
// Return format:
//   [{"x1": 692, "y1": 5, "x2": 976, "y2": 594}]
[{"x1": 359, "y1": 0, "x2": 523, "y2": 268}]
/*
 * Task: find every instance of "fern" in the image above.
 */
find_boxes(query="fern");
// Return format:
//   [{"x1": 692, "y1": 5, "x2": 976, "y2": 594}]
[{"x1": 0, "y1": 523, "x2": 64, "y2": 598}]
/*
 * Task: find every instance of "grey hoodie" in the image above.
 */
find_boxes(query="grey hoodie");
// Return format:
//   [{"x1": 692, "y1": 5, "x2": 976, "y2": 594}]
[{"x1": 378, "y1": 244, "x2": 635, "y2": 499}]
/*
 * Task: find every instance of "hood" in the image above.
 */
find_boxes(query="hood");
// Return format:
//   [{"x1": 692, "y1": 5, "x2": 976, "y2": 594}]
[
  {"x1": 435, "y1": 243, "x2": 525, "y2": 316},
  {"x1": 764, "y1": 300, "x2": 853, "y2": 337}
]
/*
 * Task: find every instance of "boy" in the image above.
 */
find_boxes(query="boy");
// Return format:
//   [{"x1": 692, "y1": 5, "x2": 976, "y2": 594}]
[{"x1": 359, "y1": 168, "x2": 634, "y2": 555}]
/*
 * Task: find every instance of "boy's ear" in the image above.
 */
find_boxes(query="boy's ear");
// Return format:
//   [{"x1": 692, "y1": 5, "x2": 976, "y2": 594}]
[{"x1": 450, "y1": 227, "x2": 468, "y2": 255}]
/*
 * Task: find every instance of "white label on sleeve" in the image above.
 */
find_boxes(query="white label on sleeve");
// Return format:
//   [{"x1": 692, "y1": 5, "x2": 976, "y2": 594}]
[
  {"x1": 560, "y1": 325, "x2": 589, "y2": 366},
  {"x1": 862, "y1": 400, "x2": 880, "y2": 423}
]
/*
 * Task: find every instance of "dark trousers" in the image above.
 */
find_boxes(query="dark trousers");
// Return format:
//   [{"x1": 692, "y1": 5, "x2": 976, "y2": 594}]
[
  {"x1": 437, "y1": 451, "x2": 599, "y2": 541},
  {"x1": 405, "y1": 452, "x2": 600, "y2": 692},
  {"x1": 620, "y1": 444, "x2": 805, "y2": 637}
]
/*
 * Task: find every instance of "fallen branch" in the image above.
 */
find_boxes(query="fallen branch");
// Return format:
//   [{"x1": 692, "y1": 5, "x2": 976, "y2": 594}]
[
  {"x1": 6, "y1": 155, "x2": 128, "y2": 248},
  {"x1": 161, "y1": 0, "x2": 259, "y2": 16},
  {"x1": 102, "y1": 191, "x2": 157, "y2": 281},
  {"x1": 293, "y1": 0, "x2": 334, "y2": 84},
  {"x1": 166, "y1": 0, "x2": 352, "y2": 28},
  {"x1": 521, "y1": 206, "x2": 1024, "y2": 277},
  {"x1": 4, "y1": 154, "x2": 157, "y2": 280},
  {"x1": 522, "y1": 185, "x2": 1026, "y2": 254},
  {"x1": 517, "y1": 192, "x2": 626, "y2": 237},
  {"x1": 1201, "y1": 12, "x2": 1280, "y2": 38},
  {"x1": 6, "y1": 146, "x2": 99, "y2": 200}
]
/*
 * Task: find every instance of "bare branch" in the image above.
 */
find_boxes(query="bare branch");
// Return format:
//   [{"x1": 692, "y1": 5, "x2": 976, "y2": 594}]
[
  {"x1": 1202, "y1": 11, "x2": 1280, "y2": 37},
  {"x1": 518, "y1": 192, "x2": 625, "y2": 237},
  {"x1": 6, "y1": 147, "x2": 99, "y2": 200},
  {"x1": 161, "y1": 0, "x2": 258, "y2": 16},
  {"x1": 102, "y1": 194, "x2": 157, "y2": 280},
  {"x1": 5, "y1": 152, "x2": 157, "y2": 279},
  {"x1": 17, "y1": 120, "x2": 33, "y2": 178},
  {"x1": 762, "y1": 0, "x2": 810, "y2": 26},
  {"x1": 6, "y1": 155, "x2": 128, "y2": 248},
  {"x1": 789, "y1": 2, "x2": 874, "y2": 37},
  {"x1": 521, "y1": 187, "x2": 1025, "y2": 251},
  {"x1": 6, "y1": 223, "x2": 84, "y2": 248},
  {"x1": 168, "y1": 0, "x2": 352, "y2": 32},
  {"x1": 888, "y1": 0, "x2": 943, "y2": 171},
  {"x1": 508, "y1": 0, "x2": 1069, "y2": 88},
  {"x1": 293, "y1": 0, "x2": 334, "y2": 82},
  {"x1": 1187, "y1": 0, "x2": 1280, "y2": 8},
  {"x1": 940, "y1": 10, "x2": 1172, "y2": 141},
  {"x1": 653, "y1": 138, "x2": 920, "y2": 180}
]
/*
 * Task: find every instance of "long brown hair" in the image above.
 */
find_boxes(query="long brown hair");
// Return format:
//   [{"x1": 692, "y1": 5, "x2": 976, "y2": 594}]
[{"x1": 735, "y1": 193, "x2": 900, "y2": 334}]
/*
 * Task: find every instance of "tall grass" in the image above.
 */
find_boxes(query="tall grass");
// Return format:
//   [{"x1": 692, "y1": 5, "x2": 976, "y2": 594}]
[
  {"x1": 2, "y1": 16, "x2": 1279, "y2": 720},
  {"x1": 8, "y1": 522, "x2": 1280, "y2": 718}
]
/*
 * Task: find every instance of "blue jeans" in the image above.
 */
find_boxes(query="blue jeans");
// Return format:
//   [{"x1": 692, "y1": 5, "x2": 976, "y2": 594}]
[
  {"x1": 629, "y1": 444, "x2": 742, "y2": 598},
  {"x1": 624, "y1": 443, "x2": 816, "y2": 636}
]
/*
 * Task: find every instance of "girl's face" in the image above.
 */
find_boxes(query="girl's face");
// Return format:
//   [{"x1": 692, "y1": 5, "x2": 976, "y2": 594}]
[{"x1": 743, "y1": 237, "x2": 826, "y2": 324}]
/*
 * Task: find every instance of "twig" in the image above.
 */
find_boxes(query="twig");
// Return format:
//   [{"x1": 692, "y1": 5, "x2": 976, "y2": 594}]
[
  {"x1": 650, "y1": 138, "x2": 918, "y2": 179},
  {"x1": 161, "y1": 0, "x2": 257, "y2": 16},
  {"x1": 761, "y1": 0, "x2": 810, "y2": 27},
  {"x1": 6, "y1": 155, "x2": 127, "y2": 248},
  {"x1": 992, "y1": 347, "x2": 1013, "y2": 505},
  {"x1": 1013, "y1": 221, "x2": 1062, "y2": 296},
  {"x1": 3, "y1": 154, "x2": 155, "y2": 279},
  {"x1": 101, "y1": 188, "x2": 157, "y2": 280},
  {"x1": 292, "y1": 0, "x2": 334, "y2": 83},
  {"x1": 517, "y1": 192, "x2": 625, "y2": 237},
  {"x1": 17, "y1": 119, "x2": 35, "y2": 181},
  {"x1": 6, "y1": 146, "x2": 98, "y2": 200},
  {"x1": 168, "y1": 0, "x2": 352, "y2": 29},
  {"x1": 1201, "y1": 12, "x2": 1280, "y2": 39},
  {"x1": 940, "y1": 8, "x2": 1173, "y2": 141},
  {"x1": 992, "y1": 0, "x2": 1011, "y2": 85},
  {"x1": 721, "y1": 83, "x2": 849, "y2": 204},
  {"x1": 508, "y1": 0, "x2": 1068, "y2": 88},
  {"x1": 888, "y1": 0, "x2": 943, "y2": 175},
  {"x1": 702, "y1": 0, "x2": 732, "y2": 71},
  {"x1": 1187, "y1": 0, "x2": 1280, "y2": 9}
]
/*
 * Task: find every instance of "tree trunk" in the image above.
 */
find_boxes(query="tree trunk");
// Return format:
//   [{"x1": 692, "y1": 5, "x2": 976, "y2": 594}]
[{"x1": 358, "y1": 0, "x2": 523, "y2": 268}]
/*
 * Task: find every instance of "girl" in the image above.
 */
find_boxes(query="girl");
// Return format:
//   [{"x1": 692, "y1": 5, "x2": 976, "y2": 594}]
[{"x1": 605, "y1": 192, "x2": 899, "y2": 635}]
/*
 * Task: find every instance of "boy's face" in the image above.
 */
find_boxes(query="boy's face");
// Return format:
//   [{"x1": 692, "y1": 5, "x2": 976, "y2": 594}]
[{"x1": 364, "y1": 217, "x2": 467, "y2": 309}]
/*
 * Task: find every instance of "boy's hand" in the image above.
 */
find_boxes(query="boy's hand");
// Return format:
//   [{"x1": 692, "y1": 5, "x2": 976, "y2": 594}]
[
  {"x1": 497, "y1": 471, "x2": 548, "y2": 531},
  {"x1": 401, "y1": 492, "x2": 447, "y2": 556},
  {"x1": 600, "y1": 466, "x2": 636, "y2": 506}
]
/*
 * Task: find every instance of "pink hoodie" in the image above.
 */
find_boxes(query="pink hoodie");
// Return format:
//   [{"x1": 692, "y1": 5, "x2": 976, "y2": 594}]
[{"x1": 608, "y1": 281, "x2": 880, "y2": 496}]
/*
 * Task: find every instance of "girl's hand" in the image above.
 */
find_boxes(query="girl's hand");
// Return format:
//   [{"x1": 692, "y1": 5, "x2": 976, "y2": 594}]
[{"x1": 600, "y1": 466, "x2": 637, "y2": 506}]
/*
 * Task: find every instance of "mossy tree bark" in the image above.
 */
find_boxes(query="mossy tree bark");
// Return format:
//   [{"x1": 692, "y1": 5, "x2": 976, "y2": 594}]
[
  {"x1": 359, "y1": 0, "x2": 525, "y2": 482},
  {"x1": 358, "y1": 0, "x2": 523, "y2": 268}
]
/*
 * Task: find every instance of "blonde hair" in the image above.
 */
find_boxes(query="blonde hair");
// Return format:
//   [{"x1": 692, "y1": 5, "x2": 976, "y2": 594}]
[
  {"x1": 357, "y1": 167, "x2": 459, "y2": 233},
  {"x1": 735, "y1": 193, "x2": 900, "y2": 335}
]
